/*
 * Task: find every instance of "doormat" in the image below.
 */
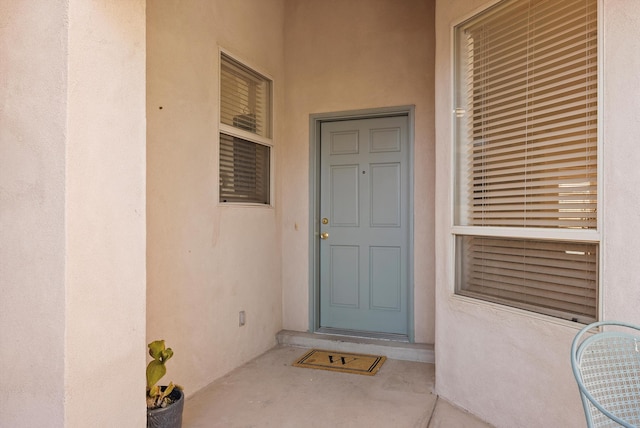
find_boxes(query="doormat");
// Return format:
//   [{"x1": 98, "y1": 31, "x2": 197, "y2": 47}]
[{"x1": 292, "y1": 349, "x2": 386, "y2": 376}]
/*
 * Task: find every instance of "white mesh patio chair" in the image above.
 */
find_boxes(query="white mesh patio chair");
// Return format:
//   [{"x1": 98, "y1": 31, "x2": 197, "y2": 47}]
[{"x1": 571, "y1": 321, "x2": 640, "y2": 427}]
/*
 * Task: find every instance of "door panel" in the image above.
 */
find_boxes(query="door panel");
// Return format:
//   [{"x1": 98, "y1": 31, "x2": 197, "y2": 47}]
[
  {"x1": 319, "y1": 116, "x2": 409, "y2": 335},
  {"x1": 330, "y1": 165, "x2": 359, "y2": 226},
  {"x1": 370, "y1": 246, "x2": 401, "y2": 310},
  {"x1": 330, "y1": 246, "x2": 359, "y2": 307},
  {"x1": 330, "y1": 131, "x2": 359, "y2": 154},
  {"x1": 370, "y1": 163, "x2": 401, "y2": 227}
]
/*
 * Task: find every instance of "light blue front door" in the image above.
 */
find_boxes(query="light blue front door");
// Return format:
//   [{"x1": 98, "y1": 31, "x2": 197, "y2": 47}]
[{"x1": 319, "y1": 116, "x2": 409, "y2": 335}]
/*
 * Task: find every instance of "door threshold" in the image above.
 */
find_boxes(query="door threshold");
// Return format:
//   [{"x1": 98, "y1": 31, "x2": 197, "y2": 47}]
[
  {"x1": 316, "y1": 327, "x2": 410, "y2": 343},
  {"x1": 277, "y1": 330, "x2": 434, "y2": 363}
]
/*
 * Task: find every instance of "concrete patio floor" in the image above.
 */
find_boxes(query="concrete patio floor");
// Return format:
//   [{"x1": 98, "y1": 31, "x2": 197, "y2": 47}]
[{"x1": 183, "y1": 345, "x2": 492, "y2": 427}]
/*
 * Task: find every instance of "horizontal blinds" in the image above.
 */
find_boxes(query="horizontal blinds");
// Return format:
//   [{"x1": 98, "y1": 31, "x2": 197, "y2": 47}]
[
  {"x1": 219, "y1": 134, "x2": 270, "y2": 204},
  {"x1": 458, "y1": 236, "x2": 598, "y2": 322},
  {"x1": 220, "y1": 54, "x2": 271, "y2": 138},
  {"x1": 454, "y1": 0, "x2": 599, "y2": 323},
  {"x1": 458, "y1": 0, "x2": 597, "y2": 229}
]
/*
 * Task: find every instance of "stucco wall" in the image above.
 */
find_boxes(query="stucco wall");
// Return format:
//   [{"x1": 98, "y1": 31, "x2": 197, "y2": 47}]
[
  {"x1": 1, "y1": 1, "x2": 68, "y2": 424},
  {"x1": 434, "y1": 1, "x2": 640, "y2": 427},
  {"x1": 1, "y1": 1, "x2": 146, "y2": 426},
  {"x1": 281, "y1": 0, "x2": 436, "y2": 344},
  {"x1": 600, "y1": 1, "x2": 640, "y2": 324},
  {"x1": 65, "y1": 1, "x2": 147, "y2": 426},
  {"x1": 146, "y1": 0, "x2": 285, "y2": 395}
]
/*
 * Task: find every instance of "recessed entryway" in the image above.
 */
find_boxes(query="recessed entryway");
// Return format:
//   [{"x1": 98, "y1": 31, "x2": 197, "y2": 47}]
[{"x1": 309, "y1": 107, "x2": 415, "y2": 342}]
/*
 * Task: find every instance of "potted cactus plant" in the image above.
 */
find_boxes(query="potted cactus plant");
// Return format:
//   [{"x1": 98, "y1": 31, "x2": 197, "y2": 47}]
[{"x1": 146, "y1": 340, "x2": 184, "y2": 428}]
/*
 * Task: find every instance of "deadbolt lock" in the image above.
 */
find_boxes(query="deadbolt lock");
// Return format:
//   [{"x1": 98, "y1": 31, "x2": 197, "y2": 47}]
[{"x1": 322, "y1": 218, "x2": 329, "y2": 224}]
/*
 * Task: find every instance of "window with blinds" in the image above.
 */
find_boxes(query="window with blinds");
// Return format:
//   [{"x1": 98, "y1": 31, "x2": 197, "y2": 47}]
[
  {"x1": 220, "y1": 53, "x2": 271, "y2": 138},
  {"x1": 219, "y1": 134, "x2": 270, "y2": 203},
  {"x1": 219, "y1": 53, "x2": 272, "y2": 204},
  {"x1": 453, "y1": 0, "x2": 599, "y2": 323}
]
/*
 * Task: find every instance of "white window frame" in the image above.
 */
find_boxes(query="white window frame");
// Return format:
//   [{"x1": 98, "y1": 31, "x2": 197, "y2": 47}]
[
  {"x1": 218, "y1": 49, "x2": 274, "y2": 206},
  {"x1": 449, "y1": 0, "x2": 603, "y2": 324}
]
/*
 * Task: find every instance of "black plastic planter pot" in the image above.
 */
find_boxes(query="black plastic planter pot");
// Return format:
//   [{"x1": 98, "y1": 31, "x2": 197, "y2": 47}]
[{"x1": 147, "y1": 387, "x2": 184, "y2": 428}]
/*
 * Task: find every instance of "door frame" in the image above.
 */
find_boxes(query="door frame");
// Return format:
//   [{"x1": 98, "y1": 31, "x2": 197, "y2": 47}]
[{"x1": 308, "y1": 105, "x2": 416, "y2": 342}]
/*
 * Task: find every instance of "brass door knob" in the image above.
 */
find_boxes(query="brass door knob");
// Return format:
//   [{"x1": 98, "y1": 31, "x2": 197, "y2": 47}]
[{"x1": 320, "y1": 232, "x2": 329, "y2": 240}]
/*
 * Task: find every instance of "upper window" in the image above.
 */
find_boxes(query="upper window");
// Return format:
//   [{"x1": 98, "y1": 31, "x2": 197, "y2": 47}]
[
  {"x1": 453, "y1": 0, "x2": 599, "y2": 323},
  {"x1": 219, "y1": 52, "x2": 272, "y2": 204}
]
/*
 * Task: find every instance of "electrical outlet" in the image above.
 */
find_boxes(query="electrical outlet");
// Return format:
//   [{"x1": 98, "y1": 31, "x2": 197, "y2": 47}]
[{"x1": 239, "y1": 310, "x2": 246, "y2": 326}]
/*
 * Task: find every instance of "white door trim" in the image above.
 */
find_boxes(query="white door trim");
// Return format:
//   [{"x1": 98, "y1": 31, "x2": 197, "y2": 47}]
[{"x1": 308, "y1": 106, "x2": 416, "y2": 342}]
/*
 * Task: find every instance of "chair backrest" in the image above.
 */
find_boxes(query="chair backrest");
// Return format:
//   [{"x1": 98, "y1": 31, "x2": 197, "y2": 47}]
[{"x1": 571, "y1": 321, "x2": 640, "y2": 428}]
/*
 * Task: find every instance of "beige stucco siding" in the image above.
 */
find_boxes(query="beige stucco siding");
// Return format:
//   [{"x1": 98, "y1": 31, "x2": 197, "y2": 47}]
[
  {"x1": 146, "y1": 0, "x2": 286, "y2": 396},
  {"x1": 435, "y1": 1, "x2": 640, "y2": 427},
  {"x1": 1, "y1": 1, "x2": 68, "y2": 424},
  {"x1": 281, "y1": 0, "x2": 436, "y2": 344},
  {"x1": 1, "y1": 0, "x2": 147, "y2": 426},
  {"x1": 65, "y1": 1, "x2": 147, "y2": 426},
  {"x1": 147, "y1": 0, "x2": 436, "y2": 402}
]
